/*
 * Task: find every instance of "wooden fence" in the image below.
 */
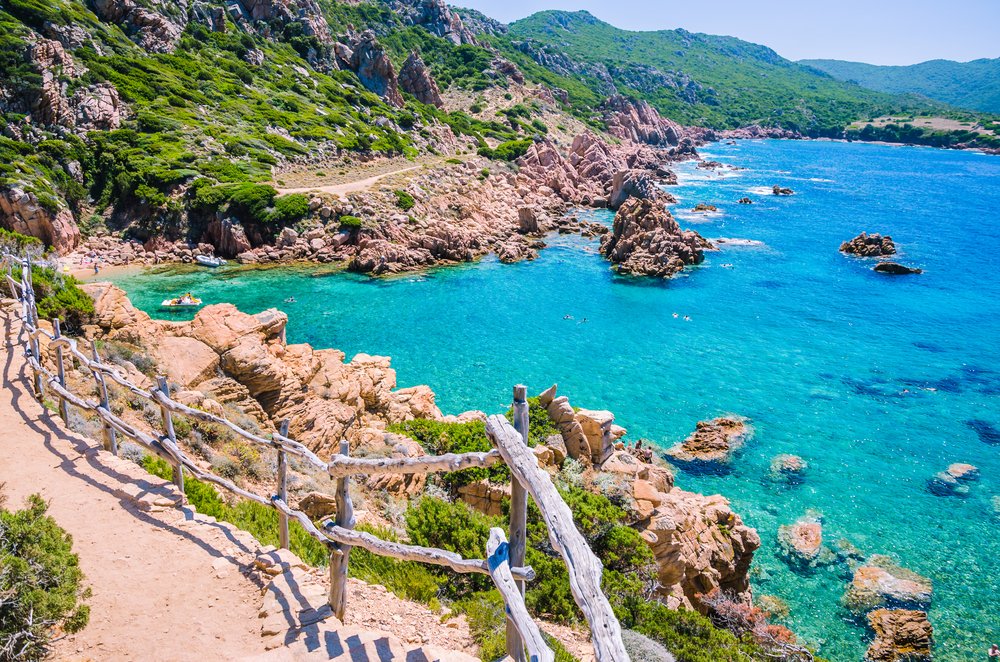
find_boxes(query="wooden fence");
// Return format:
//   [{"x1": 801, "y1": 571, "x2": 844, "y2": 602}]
[{"x1": 2, "y1": 255, "x2": 629, "y2": 662}]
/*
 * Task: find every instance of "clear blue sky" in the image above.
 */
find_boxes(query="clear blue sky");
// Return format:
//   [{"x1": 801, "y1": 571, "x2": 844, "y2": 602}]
[{"x1": 458, "y1": 0, "x2": 1000, "y2": 65}]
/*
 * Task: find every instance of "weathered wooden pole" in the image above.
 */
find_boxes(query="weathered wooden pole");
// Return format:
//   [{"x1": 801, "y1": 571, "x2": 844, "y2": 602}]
[
  {"x1": 276, "y1": 419, "x2": 290, "y2": 550},
  {"x1": 52, "y1": 318, "x2": 69, "y2": 424},
  {"x1": 90, "y1": 340, "x2": 117, "y2": 455},
  {"x1": 507, "y1": 384, "x2": 529, "y2": 662},
  {"x1": 328, "y1": 438, "x2": 355, "y2": 620},
  {"x1": 156, "y1": 376, "x2": 184, "y2": 500},
  {"x1": 24, "y1": 261, "x2": 43, "y2": 400}
]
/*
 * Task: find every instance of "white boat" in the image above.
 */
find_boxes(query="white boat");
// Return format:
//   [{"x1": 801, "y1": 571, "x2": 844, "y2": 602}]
[
  {"x1": 160, "y1": 294, "x2": 202, "y2": 308},
  {"x1": 195, "y1": 255, "x2": 226, "y2": 267}
]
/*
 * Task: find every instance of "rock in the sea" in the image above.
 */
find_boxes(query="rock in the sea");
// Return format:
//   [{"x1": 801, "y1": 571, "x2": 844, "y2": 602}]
[
  {"x1": 771, "y1": 185, "x2": 794, "y2": 196},
  {"x1": 866, "y1": 609, "x2": 932, "y2": 662},
  {"x1": 777, "y1": 514, "x2": 825, "y2": 567},
  {"x1": 737, "y1": 197, "x2": 753, "y2": 204},
  {"x1": 841, "y1": 232, "x2": 897, "y2": 257},
  {"x1": 844, "y1": 556, "x2": 932, "y2": 613},
  {"x1": 874, "y1": 261, "x2": 922, "y2": 275},
  {"x1": 665, "y1": 417, "x2": 750, "y2": 467},
  {"x1": 769, "y1": 454, "x2": 807, "y2": 483},
  {"x1": 600, "y1": 197, "x2": 712, "y2": 279},
  {"x1": 691, "y1": 203, "x2": 718, "y2": 212}
]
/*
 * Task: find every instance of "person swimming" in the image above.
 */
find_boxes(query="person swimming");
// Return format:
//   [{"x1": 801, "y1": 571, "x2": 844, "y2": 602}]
[
  {"x1": 284, "y1": 297, "x2": 296, "y2": 303},
  {"x1": 683, "y1": 316, "x2": 691, "y2": 322},
  {"x1": 672, "y1": 313, "x2": 679, "y2": 319}
]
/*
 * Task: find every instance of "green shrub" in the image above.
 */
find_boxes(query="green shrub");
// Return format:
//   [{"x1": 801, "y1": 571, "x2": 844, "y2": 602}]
[
  {"x1": 454, "y1": 591, "x2": 578, "y2": 662},
  {"x1": 338, "y1": 215, "x2": 363, "y2": 229},
  {"x1": 349, "y1": 524, "x2": 442, "y2": 604},
  {"x1": 30, "y1": 266, "x2": 94, "y2": 333},
  {"x1": 405, "y1": 497, "x2": 495, "y2": 597},
  {"x1": 393, "y1": 189, "x2": 415, "y2": 211},
  {"x1": 387, "y1": 419, "x2": 507, "y2": 489},
  {"x1": 477, "y1": 138, "x2": 533, "y2": 161},
  {"x1": 270, "y1": 193, "x2": 310, "y2": 226},
  {"x1": 0, "y1": 493, "x2": 90, "y2": 661}
]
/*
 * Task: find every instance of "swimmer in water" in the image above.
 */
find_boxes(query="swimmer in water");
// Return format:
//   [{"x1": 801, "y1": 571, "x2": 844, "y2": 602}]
[
  {"x1": 683, "y1": 316, "x2": 691, "y2": 322},
  {"x1": 672, "y1": 313, "x2": 679, "y2": 319},
  {"x1": 563, "y1": 314, "x2": 573, "y2": 320}
]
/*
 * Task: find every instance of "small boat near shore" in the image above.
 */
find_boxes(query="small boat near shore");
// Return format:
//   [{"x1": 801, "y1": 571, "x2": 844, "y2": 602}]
[
  {"x1": 160, "y1": 293, "x2": 202, "y2": 309},
  {"x1": 195, "y1": 255, "x2": 226, "y2": 268}
]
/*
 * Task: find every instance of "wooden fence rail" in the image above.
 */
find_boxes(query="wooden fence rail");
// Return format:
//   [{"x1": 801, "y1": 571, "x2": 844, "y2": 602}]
[{"x1": 2, "y1": 254, "x2": 629, "y2": 662}]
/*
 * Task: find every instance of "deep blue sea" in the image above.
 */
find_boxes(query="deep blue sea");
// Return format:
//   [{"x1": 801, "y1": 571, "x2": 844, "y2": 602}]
[{"x1": 110, "y1": 140, "x2": 1000, "y2": 660}]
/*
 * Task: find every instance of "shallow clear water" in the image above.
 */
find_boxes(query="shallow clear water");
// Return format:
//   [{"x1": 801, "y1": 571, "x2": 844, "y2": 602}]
[{"x1": 111, "y1": 140, "x2": 1000, "y2": 660}]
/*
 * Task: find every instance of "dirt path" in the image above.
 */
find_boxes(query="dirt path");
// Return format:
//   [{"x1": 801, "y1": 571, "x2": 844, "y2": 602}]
[
  {"x1": 0, "y1": 309, "x2": 268, "y2": 661},
  {"x1": 275, "y1": 164, "x2": 424, "y2": 197}
]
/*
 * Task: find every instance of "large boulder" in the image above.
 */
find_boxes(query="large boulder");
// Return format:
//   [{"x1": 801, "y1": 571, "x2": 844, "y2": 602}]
[
  {"x1": 866, "y1": 609, "x2": 932, "y2": 661},
  {"x1": 152, "y1": 335, "x2": 219, "y2": 387},
  {"x1": 608, "y1": 169, "x2": 660, "y2": 210},
  {"x1": 205, "y1": 217, "x2": 252, "y2": 258},
  {"x1": 873, "y1": 262, "x2": 923, "y2": 275},
  {"x1": 776, "y1": 514, "x2": 826, "y2": 568},
  {"x1": 600, "y1": 197, "x2": 712, "y2": 279},
  {"x1": 344, "y1": 31, "x2": 404, "y2": 107}
]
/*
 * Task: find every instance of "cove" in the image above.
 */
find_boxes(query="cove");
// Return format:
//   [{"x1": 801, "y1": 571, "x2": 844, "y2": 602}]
[{"x1": 110, "y1": 140, "x2": 1000, "y2": 660}]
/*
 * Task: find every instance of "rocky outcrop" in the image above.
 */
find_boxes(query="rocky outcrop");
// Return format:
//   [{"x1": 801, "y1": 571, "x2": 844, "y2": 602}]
[
  {"x1": 337, "y1": 31, "x2": 404, "y2": 107},
  {"x1": 640, "y1": 488, "x2": 760, "y2": 612},
  {"x1": 458, "y1": 480, "x2": 509, "y2": 516},
  {"x1": 771, "y1": 185, "x2": 794, "y2": 196},
  {"x1": 385, "y1": 0, "x2": 476, "y2": 45},
  {"x1": 844, "y1": 556, "x2": 932, "y2": 614},
  {"x1": 72, "y1": 83, "x2": 123, "y2": 130},
  {"x1": 841, "y1": 232, "x2": 896, "y2": 257},
  {"x1": 866, "y1": 609, "x2": 932, "y2": 661},
  {"x1": 27, "y1": 38, "x2": 124, "y2": 132},
  {"x1": 83, "y1": 287, "x2": 443, "y2": 457},
  {"x1": 0, "y1": 187, "x2": 80, "y2": 254},
  {"x1": 608, "y1": 169, "x2": 660, "y2": 210},
  {"x1": 666, "y1": 417, "x2": 750, "y2": 467},
  {"x1": 205, "y1": 217, "x2": 252, "y2": 258},
  {"x1": 91, "y1": 0, "x2": 187, "y2": 53},
  {"x1": 239, "y1": 0, "x2": 331, "y2": 44},
  {"x1": 873, "y1": 262, "x2": 922, "y2": 275},
  {"x1": 600, "y1": 197, "x2": 712, "y2": 278},
  {"x1": 719, "y1": 125, "x2": 802, "y2": 140},
  {"x1": 601, "y1": 95, "x2": 684, "y2": 146},
  {"x1": 398, "y1": 51, "x2": 443, "y2": 107}
]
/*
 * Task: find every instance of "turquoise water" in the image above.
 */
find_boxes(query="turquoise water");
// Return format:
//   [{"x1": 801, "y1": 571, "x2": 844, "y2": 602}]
[{"x1": 111, "y1": 140, "x2": 1000, "y2": 660}]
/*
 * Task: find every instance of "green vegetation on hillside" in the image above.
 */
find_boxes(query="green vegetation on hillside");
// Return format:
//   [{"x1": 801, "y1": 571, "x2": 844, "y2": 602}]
[
  {"x1": 0, "y1": 490, "x2": 90, "y2": 661},
  {"x1": 801, "y1": 57, "x2": 1000, "y2": 114},
  {"x1": 502, "y1": 10, "x2": 941, "y2": 133}
]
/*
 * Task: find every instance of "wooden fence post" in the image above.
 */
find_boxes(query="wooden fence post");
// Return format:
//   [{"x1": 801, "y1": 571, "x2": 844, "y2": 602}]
[
  {"x1": 328, "y1": 438, "x2": 354, "y2": 620},
  {"x1": 156, "y1": 376, "x2": 184, "y2": 500},
  {"x1": 276, "y1": 419, "x2": 290, "y2": 550},
  {"x1": 90, "y1": 340, "x2": 117, "y2": 455},
  {"x1": 24, "y1": 262, "x2": 43, "y2": 400},
  {"x1": 507, "y1": 384, "x2": 529, "y2": 662},
  {"x1": 52, "y1": 318, "x2": 69, "y2": 424}
]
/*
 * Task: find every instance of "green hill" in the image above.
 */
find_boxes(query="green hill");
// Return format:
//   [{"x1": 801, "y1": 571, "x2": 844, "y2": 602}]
[
  {"x1": 799, "y1": 58, "x2": 1000, "y2": 113},
  {"x1": 501, "y1": 10, "x2": 938, "y2": 132}
]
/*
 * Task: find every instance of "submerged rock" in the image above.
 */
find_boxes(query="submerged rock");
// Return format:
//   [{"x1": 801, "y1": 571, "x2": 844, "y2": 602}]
[
  {"x1": 841, "y1": 232, "x2": 896, "y2": 257},
  {"x1": 665, "y1": 417, "x2": 750, "y2": 467},
  {"x1": 769, "y1": 454, "x2": 807, "y2": 483},
  {"x1": 866, "y1": 609, "x2": 933, "y2": 661},
  {"x1": 777, "y1": 514, "x2": 831, "y2": 568},
  {"x1": 844, "y1": 556, "x2": 932, "y2": 613},
  {"x1": 927, "y1": 462, "x2": 978, "y2": 496},
  {"x1": 737, "y1": 197, "x2": 753, "y2": 204},
  {"x1": 874, "y1": 261, "x2": 922, "y2": 275}
]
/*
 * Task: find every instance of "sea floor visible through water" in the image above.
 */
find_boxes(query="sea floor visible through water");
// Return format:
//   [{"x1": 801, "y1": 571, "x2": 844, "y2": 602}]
[{"x1": 109, "y1": 140, "x2": 1000, "y2": 661}]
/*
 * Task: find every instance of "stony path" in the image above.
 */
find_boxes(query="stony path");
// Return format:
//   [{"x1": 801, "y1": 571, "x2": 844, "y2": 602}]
[
  {"x1": 0, "y1": 308, "x2": 269, "y2": 661},
  {"x1": 275, "y1": 165, "x2": 424, "y2": 197}
]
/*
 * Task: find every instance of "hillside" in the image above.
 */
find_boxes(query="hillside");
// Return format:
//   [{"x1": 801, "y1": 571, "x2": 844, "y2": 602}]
[
  {"x1": 501, "y1": 10, "x2": 939, "y2": 132},
  {"x1": 800, "y1": 57, "x2": 1000, "y2": 113}
]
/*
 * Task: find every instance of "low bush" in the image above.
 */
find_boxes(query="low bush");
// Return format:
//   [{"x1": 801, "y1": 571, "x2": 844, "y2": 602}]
[
  {"x1": 0, "y1": 492, "x2": 90, "y2": 660},
  {"x1": 477, "y1": 138, "x2": 533, "y2": 161},
  {"x1": 349, "y1": 523, "x2": 442, "y2": 605},
  {"x1": 338, "y1": 215, "x2": 363, "y2": 229},
  {"x1": 393, "y1": 189, "x2": 415, "y2": 211},
  {"x1": 30, "y1": 266, "x2": 94, "y2": 333}
]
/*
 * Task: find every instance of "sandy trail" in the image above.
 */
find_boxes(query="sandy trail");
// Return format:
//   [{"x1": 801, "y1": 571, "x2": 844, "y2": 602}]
[
  {"x1": 275, "y1": 164, "x2": 423, "y2": 197},
  {"x1": 0, "y1": 309, "x2": 267, "y2": 661}
]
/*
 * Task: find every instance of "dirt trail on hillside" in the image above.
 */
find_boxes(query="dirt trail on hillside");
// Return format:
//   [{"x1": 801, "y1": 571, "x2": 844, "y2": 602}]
[
  {"x1": 275, "y1": 165, "x2": 423, "y2": 197},
  {"x1": 0, "y1": 309, "x2": 267, "y2": 661}
]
